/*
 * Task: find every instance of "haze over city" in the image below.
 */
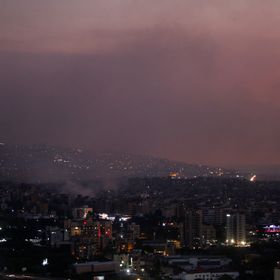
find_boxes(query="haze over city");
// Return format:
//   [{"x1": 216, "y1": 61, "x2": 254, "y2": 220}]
[
  {"x1": 1, "y1": 0, "x2": 280, "y2": 167},
  {"x1": 2, "y1": 2, "x2": 280, "y2": 280}
]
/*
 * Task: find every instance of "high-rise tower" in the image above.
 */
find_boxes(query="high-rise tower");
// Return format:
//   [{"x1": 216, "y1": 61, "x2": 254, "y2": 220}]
[{"x1": 226, "y1": 213, "x2": 246, "y2": 246}]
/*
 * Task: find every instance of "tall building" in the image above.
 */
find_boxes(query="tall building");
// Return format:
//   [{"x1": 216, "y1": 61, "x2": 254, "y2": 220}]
[
  {"x1": 203, "y1": 208, "x2": 225, "y2": 225},
  {"x1": 275, "y1": 262, "x2": 280, "y2": 280},
  {"x1": 67, "y1": 215, "x2": 113, "y2": 259},
  {"x1": 226, "y1": 213, "x2": 246, "y2": 246},
  {"x1": 128, "y1": 222, "x2": 140, "y2": 241},
  {"x1": 202, "y1": 224, "x2": 216, "y2": 242},
  {"x1": 75, "y1": 219, "x2": 101, "y2": 259},
  {"x1": 183, "y1": 209, "x2": 203, "y2": 249}
]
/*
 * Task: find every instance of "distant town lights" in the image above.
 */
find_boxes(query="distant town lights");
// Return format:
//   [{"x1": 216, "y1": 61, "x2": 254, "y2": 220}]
[{"x1": 250, "y1": 175, "x2": 257, "y2": 182}]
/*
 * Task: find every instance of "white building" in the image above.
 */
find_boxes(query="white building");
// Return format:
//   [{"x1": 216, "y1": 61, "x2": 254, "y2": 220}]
[{"x1": 226, "y1": 213, "x2": 246, "y2": 246}]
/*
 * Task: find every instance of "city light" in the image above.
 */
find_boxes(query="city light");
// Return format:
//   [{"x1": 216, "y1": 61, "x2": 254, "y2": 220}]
[
  {"x1": 42, "y1": 258, "x2": 48, "y2": 266},
  {"x1": 250, "y1": 175, "x2": 257, "y2": 182}
]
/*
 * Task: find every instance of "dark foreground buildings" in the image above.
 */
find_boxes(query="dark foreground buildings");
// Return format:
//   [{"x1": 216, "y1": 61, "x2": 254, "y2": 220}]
[{"x1": 0, "y1": 176, "x2": 280, "y2": 279}]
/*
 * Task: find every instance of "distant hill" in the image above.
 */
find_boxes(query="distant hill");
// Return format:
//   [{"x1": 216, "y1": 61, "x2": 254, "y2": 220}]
[{"x1": 0, "y1": 143, "x2": 241, "y2": 183}]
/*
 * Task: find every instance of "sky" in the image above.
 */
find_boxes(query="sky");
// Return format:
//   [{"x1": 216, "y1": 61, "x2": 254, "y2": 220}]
[{"x1": 0, "y1": 0, "x2": 280, "y2": 167}]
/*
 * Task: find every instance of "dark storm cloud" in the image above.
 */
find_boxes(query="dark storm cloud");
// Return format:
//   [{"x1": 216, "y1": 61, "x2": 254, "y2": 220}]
[{"x1": 1, "y1": 1, "x2": 280, "y2": 166}]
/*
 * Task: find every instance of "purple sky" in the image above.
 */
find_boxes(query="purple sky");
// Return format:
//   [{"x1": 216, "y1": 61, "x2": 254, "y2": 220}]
[{"x1": 1, "y1": 0, "x2": 280, "y2": 166}]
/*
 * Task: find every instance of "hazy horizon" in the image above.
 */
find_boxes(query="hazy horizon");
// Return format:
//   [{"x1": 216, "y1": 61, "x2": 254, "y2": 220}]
[{"x1": 1, "y1": 0, "x2": 280, "y2": 166}]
